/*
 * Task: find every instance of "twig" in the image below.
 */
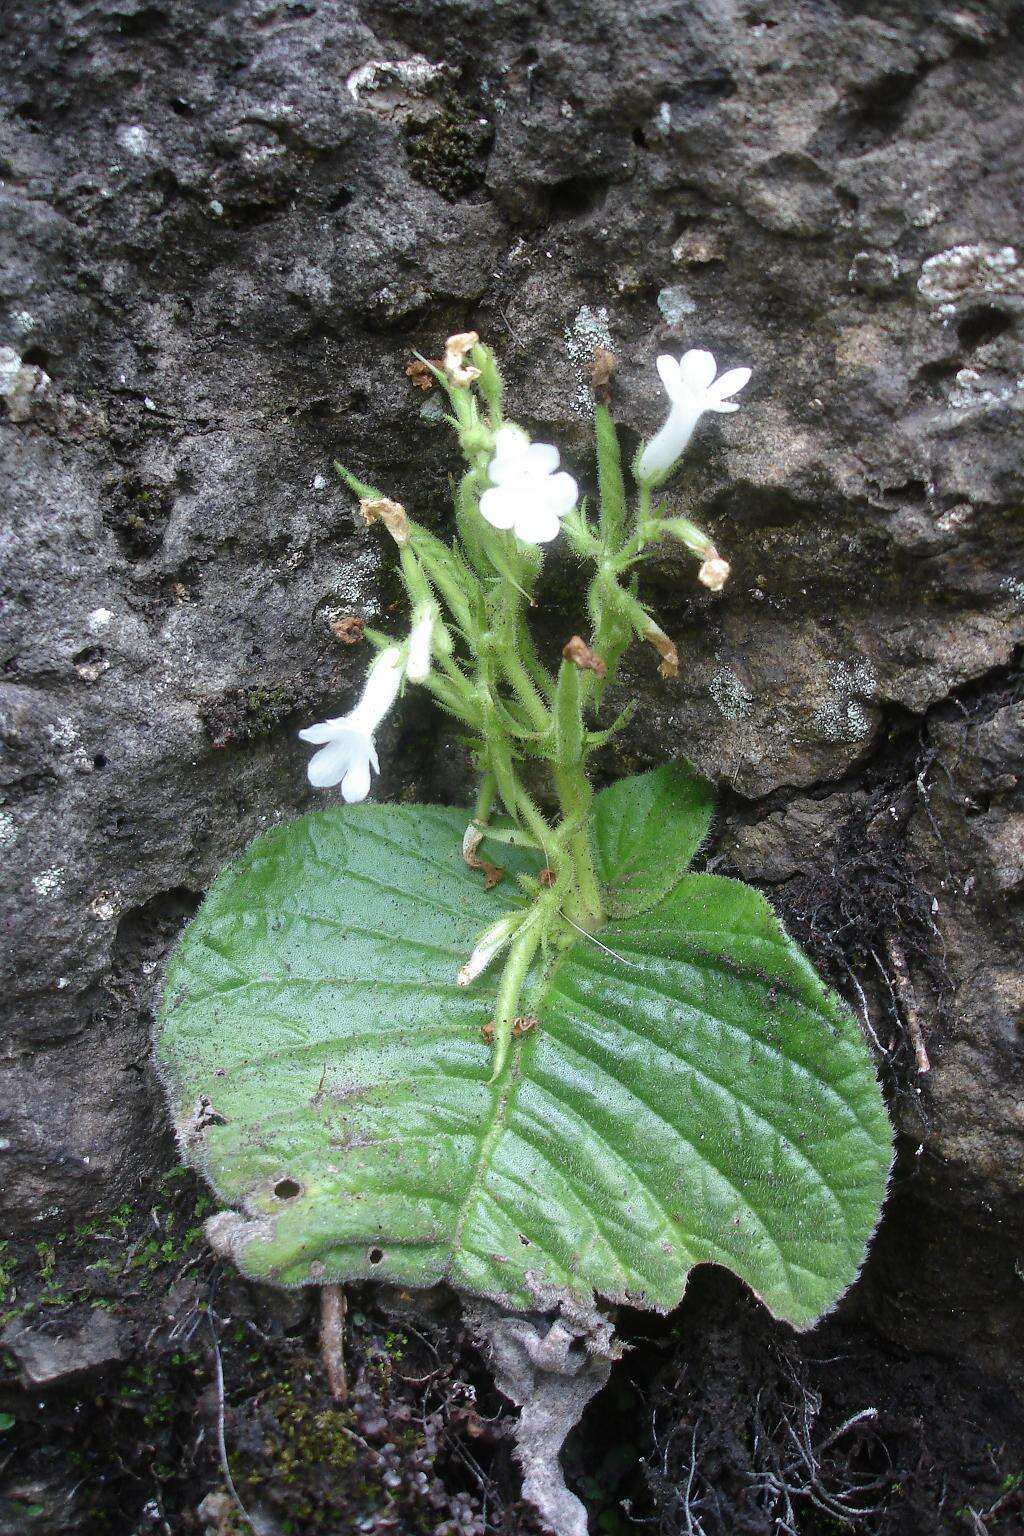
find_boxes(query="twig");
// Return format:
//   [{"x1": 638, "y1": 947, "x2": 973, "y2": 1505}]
[
  {"x1": 885, "y1": 934, "x2": 931, "y2": 1073},
  {"x1": 208, "y1": 1318, "x2": 259, "y2": 1535},
  {"x1": 320, "y1": 1283, "x2": 348, "y2": 1403}
]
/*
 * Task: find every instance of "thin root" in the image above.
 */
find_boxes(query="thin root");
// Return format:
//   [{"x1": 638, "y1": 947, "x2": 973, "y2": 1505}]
[{"x1": 885, "y1": 933, "x2": 931, "y2": 1073}]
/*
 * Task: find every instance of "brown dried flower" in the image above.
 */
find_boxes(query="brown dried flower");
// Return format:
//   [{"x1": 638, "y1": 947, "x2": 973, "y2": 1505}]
[
  {"x1": 698, "y1": 556, "x2": 731, "y2": 592},
  {"x1": 644, "y1": 620, "x2": 680, "y2": 679},
  {"x1": 444, "y1": 330, "x2": 481, "y2": 386},
  {"x1": 359, "y1": 496, "x2": 411, "y2": 547},
  {"x1": 561, "y1": 635, "x2": 607, "y2": 677}
]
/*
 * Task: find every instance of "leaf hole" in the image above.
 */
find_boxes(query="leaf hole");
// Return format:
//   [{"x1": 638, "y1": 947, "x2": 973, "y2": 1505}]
[
  {"x1": 274, "y1": 1178, "x2": 302, "y2": 1200},
  {"x1": 368, "y1": 1246, "x2": 384, "y2": 1264},
  {"x1": 518, "y1": 1233, "x2": 532, "y2": 1246}
]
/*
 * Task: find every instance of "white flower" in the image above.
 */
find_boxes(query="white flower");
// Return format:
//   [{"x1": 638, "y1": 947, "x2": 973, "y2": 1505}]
[
  {"x1": 298, "y1": 647, "x2": 403, "y2": 802},
  {"x1": 637, "y1": 349, "x2": 751, "y2": 482},
  {"x1": 406, "y1": 604, "x2": 435, "y2": 683},
  {"x1": 479, "y1": 424, "x2": 578, "y2": 544}
]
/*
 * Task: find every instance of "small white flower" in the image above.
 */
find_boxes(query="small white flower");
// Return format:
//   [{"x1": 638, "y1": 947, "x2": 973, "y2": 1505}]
[
  {"x1": 298, "y1": 647, "x2": 403, "y2": 802},
  {"x1": 406, "y1": 604, "x2": 436, "y2": 683},
  {"x1": 479, "y1": 424, "x2": 578, "y2": 544},
  {"x1": 637, "y1": 349, "x2": 751, "y2": 482}
]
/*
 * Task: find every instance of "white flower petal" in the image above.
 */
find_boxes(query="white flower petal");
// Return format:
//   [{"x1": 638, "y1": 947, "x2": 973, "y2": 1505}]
[
  {"x1": 488, "y1": 425, "x2": 533, "y2": 484},
  {"x1": 307, "y1": 736, "x2": 357, "y2": 788},
  {"x1": 678, "y1": 349, "x2": 717, "y2": 391},
  {"x1": 709, "y1": 365, "x2": 751, "y2": 402},
  {"x1": 340, "y1": 752, "x2": 373, "y2": 803},
  {"x1": 479, "y1": 484, "x2": 519, "y2": 530},
  {"x1": 546, "y1": 470, "x2": 578, "y2": 515},
  {"x1": 524, "y1": 441, "x2": 560, "y2": 474},
  {"x1": 656, "y1": 353, "x2": 682, "y2": 395},
  {"x1": 515, "y1": 507, "x2": 562, "y2": 544},
  {"x1": 298, "y1": 719, "x2": 345, "y2": 744}
]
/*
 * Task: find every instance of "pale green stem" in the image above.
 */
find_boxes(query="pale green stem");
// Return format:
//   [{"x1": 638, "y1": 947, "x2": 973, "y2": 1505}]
[
  {"x1": 474, "y1": 773, "x2": 496, "y2": 826},
  {"x1": 553, "y1": 762, "x2": 604, "y2": 930},
  {"x1": 488, "y1": 918, "x2": 543, "y2": 1082}
]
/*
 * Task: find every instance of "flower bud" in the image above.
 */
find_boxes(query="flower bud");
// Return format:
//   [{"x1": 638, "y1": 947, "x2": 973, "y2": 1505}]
[
  {"x1": 457, "y1": 914, "x2": 517, "y2": 987},
  {"x1": 657, "y1": 516, "x2": 716, "y2": 559},
  {"x1": 406, "y1": 605, "x2": 435, "y2": 683}
]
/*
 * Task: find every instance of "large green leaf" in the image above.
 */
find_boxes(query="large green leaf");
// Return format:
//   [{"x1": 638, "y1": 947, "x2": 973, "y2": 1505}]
[
  {"x1": 156, "y1": 781, "x2": 891, "y2": 1330},
  {"x1": 592, "y1": 763, "x2": 714, "y2": 916}
]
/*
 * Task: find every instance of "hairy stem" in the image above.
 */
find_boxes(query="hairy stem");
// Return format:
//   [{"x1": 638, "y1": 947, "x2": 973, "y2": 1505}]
[
  {"x1": 553, "y1": 763, "x2": 604, "y2": 930},
  {"x1": 489, "y1": 918, "x2": 543, "y2": 1081}
]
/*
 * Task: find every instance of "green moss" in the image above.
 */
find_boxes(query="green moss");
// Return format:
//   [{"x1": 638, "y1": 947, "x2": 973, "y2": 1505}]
[
  {"x1": 404, "y1": 94, "x2": 493, "y2": 200},
  {"x1": 265, "y1": 1383, "x2": 358, "y2": 1481},
  {"x1": 200, "y1": 679, "x2": 313, "y2": 749}
]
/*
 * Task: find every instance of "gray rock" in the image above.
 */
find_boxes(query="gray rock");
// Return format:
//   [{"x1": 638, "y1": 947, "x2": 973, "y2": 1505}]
[
  {"x1": 1, "y1": 0, "x2": 1022, "y2": 1404},
  {"x1": 2, "y1": 1309, "x2": 126, "y2": 1388}
]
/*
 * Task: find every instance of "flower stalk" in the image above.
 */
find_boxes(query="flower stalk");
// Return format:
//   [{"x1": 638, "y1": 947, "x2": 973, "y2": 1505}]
[{"x1": 300, "y1": 330, "x2": 751, "y2": 1065}]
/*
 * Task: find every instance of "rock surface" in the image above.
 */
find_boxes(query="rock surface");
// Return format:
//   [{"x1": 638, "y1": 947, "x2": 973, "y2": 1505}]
[
  {"x1": 2, "y1": 1309, "x2": 126, "y2": 1388},
  {"x1": 1, "y1": 0, "x2": 1023, "y2": 1527}
]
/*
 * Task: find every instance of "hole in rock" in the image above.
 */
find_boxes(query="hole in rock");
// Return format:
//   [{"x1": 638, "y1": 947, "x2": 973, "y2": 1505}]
[{"x1": 957, "y1": 306, "x2": 1013, "y2": 351}]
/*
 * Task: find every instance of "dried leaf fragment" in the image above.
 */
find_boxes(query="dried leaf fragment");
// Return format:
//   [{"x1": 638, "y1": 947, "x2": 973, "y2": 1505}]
[
  {"x1": 329, "y1": 614, "x2": 366, "y2": 645},
  {"x1": 589, "y1": 345, "x2": 616, "y2": 402},
  {"x1": 405, "y1": 358, "x2": 437, "y2": 390}
]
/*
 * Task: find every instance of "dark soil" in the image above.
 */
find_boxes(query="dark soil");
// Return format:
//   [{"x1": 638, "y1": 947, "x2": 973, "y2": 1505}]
[{"x1": 2, "y1": 1152, "x2": 1021, "y2": 1536}]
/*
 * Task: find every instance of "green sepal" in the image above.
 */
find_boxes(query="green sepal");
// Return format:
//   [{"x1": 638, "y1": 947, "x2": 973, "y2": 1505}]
[
  {"x1": 334, "y1": 461, "x2": 386, "y2": 503},
  {"x1": 595, "y1": 404, "x2": 627, "y2": 546},
  {"x1": 553, "y1": 658, "x2": 584, "y2": 765},
  {"x1": 471, "y1": 342, "x2": 504, "y2": 419},
  {"x1": 584, "y1": 699, "x2": 636, "y2": 749}
]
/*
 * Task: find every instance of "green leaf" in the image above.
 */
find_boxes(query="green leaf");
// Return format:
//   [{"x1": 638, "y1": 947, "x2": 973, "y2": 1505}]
[
  {"x1": 157, "y1": 791, "x2": 891, "y2": 1332},
  {"x1": 592, "y1": 763, "x2": 714, "y2": 916}
]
